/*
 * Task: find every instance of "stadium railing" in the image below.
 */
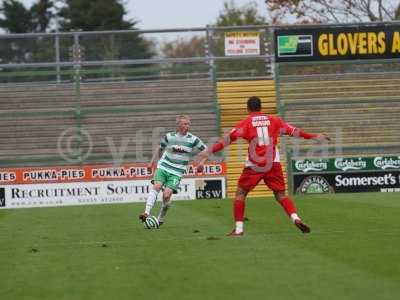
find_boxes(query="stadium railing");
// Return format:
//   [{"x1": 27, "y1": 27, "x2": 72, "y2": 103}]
[
  {"x1": 276, "y1": 59, "x2": 400, "y2": 158},
  {"x1": 0, "y1": 63, "x2": 219, "y2": 167}
]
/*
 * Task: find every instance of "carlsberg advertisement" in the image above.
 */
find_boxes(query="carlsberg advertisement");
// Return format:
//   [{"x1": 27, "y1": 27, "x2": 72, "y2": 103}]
[{"x1": 292, "y1": 156, "x2": 400, "y2": 194}]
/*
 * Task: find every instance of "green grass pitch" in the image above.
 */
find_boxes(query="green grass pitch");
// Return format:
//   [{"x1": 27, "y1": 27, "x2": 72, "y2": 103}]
[{"x1": 1, "y1": 192, "x2": 399, "y2": 300}]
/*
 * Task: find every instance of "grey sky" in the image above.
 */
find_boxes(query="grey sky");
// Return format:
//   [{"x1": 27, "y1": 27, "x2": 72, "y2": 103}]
[{"x1": 20, "y1": 0, "x2": 269, "y2": 29}]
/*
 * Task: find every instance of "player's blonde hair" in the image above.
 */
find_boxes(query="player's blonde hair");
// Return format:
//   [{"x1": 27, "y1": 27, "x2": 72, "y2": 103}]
[{"x1": 176, "y1": 115, "x2": 191, "y2": 124}]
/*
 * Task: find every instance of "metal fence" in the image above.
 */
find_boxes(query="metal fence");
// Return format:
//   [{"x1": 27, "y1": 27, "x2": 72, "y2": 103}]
[
  {"x1": 0, "y1": 25, "x2": 274, "y2": 83},
  {"x1": 2, "y1": 23, "x2": 400, "y2": 169}
]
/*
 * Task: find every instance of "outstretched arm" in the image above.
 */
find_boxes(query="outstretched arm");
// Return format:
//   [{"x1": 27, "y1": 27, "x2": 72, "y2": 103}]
[
  {"x1": 209, "y1": 134, "x2": 230, "y2": 154},
  {"x1": 293, "y1": 129, "x2": 331, "y2": 142},
  {"x1": 279, "y1": 118, "x2": 331, "y2": 142},
  {"x1": 208, "y1": 127, "x2": 243, "y2": 154}
]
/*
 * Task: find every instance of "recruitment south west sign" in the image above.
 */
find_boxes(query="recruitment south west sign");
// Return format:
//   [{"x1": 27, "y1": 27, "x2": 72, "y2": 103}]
[
  {"x1": 275, "y1": 23, "x2": 400, "y2": 62},
  {"x1": 0, "y1": 162, "x2": 227, "y2": 209}
]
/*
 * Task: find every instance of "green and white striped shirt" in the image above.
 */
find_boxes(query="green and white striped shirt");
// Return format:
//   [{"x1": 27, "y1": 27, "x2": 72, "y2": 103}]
[{"x1": 157, "y1": 132, "x2": 207, "y2": 177}]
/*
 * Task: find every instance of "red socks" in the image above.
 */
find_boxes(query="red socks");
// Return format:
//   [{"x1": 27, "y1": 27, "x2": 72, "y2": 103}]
[
  {"x1": 233, "y1": 199, "x2": 245, "y2": 222},
  {"x1": 279, "y1": 197, "x2": 297, "y2": 216},
  {"x1": 233, "y1": 197, "x2": 296, "y2": 222}
]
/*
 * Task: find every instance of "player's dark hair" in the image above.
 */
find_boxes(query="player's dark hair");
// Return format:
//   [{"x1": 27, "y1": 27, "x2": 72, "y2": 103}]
[{"x1": 247, "y1": 96, "x2": 262, "y2": 112}]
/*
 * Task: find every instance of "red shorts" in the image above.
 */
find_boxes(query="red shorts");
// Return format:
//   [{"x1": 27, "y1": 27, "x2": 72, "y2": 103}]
[{"x1": 238, "y1": 162, "x2": 285, "y2": 192}]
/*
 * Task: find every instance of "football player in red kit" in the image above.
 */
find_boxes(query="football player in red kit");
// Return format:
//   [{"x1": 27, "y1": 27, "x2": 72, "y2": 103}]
[{"x1": 208, "y1": 96, "x2": 330, "y2": 236}]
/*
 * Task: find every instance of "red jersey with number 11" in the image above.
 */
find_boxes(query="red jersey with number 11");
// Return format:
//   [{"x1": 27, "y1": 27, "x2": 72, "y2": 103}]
[{"x1": 227, "y1": 112, "x2": 297, "y2": 167}]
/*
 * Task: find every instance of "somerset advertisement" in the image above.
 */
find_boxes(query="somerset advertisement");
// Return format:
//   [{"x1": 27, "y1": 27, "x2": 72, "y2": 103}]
[{"x1": 292, "y1": 156, "x2": 400, "y2": 194}]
